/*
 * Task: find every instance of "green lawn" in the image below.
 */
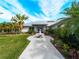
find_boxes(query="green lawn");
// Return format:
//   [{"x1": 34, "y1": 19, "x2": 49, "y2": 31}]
[{"x1": 0, "y1": 34, "x2": 30, "y2": 59}]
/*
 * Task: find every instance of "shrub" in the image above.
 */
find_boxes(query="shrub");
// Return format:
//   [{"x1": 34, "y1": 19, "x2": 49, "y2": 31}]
[{"x1": 28, "y1": 27, "x2": 35, "y2": 34}]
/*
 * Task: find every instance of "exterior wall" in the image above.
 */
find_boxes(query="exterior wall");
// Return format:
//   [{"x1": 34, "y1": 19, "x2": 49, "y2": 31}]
[
  {"x1": 22, "y1": 27, "x2": 29, "y2": 32},
  {"x1": 22, "y1": 25, "x2": 48, "y2": 33},
  {"x1": 33, "y1": 25, "x2": 47, "y2": 33},
  {"x1": 34, "y1": 27, "x2": 38, "y2": 32},
  {"x1": 51, "y1": 26, "x2": 58, "y2": 29}
]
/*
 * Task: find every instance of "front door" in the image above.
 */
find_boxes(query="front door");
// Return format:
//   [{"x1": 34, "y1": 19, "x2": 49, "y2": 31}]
[{"x1": 37, "y1": 27, "x2": 43, "y2": 33}]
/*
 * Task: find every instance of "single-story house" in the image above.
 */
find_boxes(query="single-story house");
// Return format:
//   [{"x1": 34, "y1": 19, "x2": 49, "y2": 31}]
[{"x1": 22, "y1": 20, "x2": 61, "y2": 33}]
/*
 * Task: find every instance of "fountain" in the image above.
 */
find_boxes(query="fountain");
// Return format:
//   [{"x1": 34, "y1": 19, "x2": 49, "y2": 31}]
[{"x1": 18, "y1": 29, "x2": 65, "y2": 59}]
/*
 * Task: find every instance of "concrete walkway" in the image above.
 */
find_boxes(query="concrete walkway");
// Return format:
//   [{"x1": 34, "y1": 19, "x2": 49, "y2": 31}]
[{"x1": 18, "y1": 33, "x2": 65, "y2": 59}]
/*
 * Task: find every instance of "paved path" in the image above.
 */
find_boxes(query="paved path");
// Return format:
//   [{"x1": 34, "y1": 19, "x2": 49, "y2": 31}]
[{"x1": 19, "y1": 33, "x2": 65, "y2": 59}]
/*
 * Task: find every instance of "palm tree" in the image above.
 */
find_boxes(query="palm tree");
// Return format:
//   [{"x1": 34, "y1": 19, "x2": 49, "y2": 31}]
[
  {"x1": 11, "y1": 14, "x2": 28, "y2": 32},
  {"x1": 61, "y1": 0, "x2": 79, "y2": 33},
  {"x1": 0, "y1": 12, "x2": 3, "y2": 32},
  {"x1": 63, "y1": 0, "x2": 79, "y2": 17},
  {"x1": 6, "y1": 22, "x2": 13, "y2": 33},
  {"x1": 59, "y1": 0, "x2": 79, "y2": 50},
  {"x1": 0, "y1": 23, "x2": 2, "y2": 32},
  {"x1": 1, "y1": 22, "x2": 7, "y2": 33}
]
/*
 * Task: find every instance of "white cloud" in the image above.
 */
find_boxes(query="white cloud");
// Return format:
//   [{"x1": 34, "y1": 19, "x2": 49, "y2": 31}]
[
  {"x1": 5, "y1": 0, "x2": 28, "y2": 15},
  {"x1": 0, "y1": 0, "x2": 68, "y2": 23},
  {"x1": 5, "y1": 0, "x2": 44, "y2": 21},
  {"x1": 38, "y1": 0, "x2": 66, "y2": 20},
  {"x1": 0, "y1": 0, "x2": 37, "y2": 22},
  {"x1": 0, "y1": 7, "x2": 13, "y2": 20}
]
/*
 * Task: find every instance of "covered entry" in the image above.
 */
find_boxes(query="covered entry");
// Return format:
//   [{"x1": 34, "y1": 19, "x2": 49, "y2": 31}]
[{"x1": 33, "y1": 25, "x2": 47, "y2": 33}]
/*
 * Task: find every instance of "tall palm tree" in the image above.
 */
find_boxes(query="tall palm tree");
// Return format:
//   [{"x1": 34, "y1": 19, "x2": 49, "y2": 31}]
[
  {"x1": 0, "y1": 12, "x2": 3, "y2": 32},
  {"x1": 1, "y1": 22, "x2": 7, "y2": 32},
  {"x1": 59, "y1": 0, "x2": 79, "y2": 38},
  {"x1": 0, "y1": 23, "x2": 2, "y2": 32},
  {"x1": 63, "y1": 0, "x2": 79, "y2": 17},
  {"x1": 11, "y1": 14, "x2": 28, "y2": 32}
]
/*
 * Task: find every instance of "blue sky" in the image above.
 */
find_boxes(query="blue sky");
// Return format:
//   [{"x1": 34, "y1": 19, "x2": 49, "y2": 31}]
[{"x1": 0, "y1": 0, "x2": 77, "y2": 23}]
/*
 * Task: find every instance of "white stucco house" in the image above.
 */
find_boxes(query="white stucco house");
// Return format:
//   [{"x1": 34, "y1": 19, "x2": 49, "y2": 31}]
[{"x1": 22, "y1": 20, "x2": 61, "y2": 33}]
